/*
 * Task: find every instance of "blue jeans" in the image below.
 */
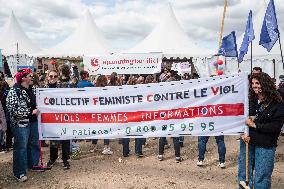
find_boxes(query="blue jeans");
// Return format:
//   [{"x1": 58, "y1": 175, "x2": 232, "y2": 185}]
[
  {"x1": 159, "y1": 137, "x2": 180, "y2": 157},
  {"x1": 12, "y1": 126, "x2": 30, "y2": 177},
  {"x1": 122, "y1": 138, "x2": 143, "y2": 156},
  {"x1": 238, "y1": 140, "x2": 276, "y2": 189},
  {"x1": 12, "y1": 121, "x2": 40, "y2": 176},
  {"x1": 92, "y1": 139, "x2": 110, "y2": 145},
  {"x1": 135, "y1": 138, "x2": 143, "y2": 154},
  {"x1": 27, "y1": 121, "x2": 40, "y2": 168},
  {"x1": 198, "y1": 136, "x2": 226, "y2": 163},
  {"x1": 122, "y1": 138, "x2": 130, "y2": 156}
]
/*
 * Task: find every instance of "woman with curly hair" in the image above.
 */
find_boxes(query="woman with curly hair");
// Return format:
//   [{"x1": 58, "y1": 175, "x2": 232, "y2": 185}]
[{"x1": 238, "y1": 72, "x2": 284, "y2": 189}]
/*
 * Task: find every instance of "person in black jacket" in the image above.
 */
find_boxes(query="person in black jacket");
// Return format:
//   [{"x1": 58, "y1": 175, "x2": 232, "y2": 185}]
[
  {"x1": 46, "y1": 67, "x2": 74, "y2": 170},
  {"x1": 0, "y1": 75, "x2": 12, "y2": 151},
  {"x1": 238, "y1": 72, "x2": 284, "y2": 189},
  {"x1": 278, "y1": 75, "x2": 284, "y2": 135},
  {"x1": 6, "y1": 68, "x2": 40, "y2": 182}
]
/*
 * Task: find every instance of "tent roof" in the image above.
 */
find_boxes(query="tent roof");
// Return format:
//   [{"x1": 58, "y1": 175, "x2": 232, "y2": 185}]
[
  {"x1": 0, "y1": 11, "x2": 41, "y2": 56},
  {"x1": 237, "y1": 1, "x2": 283, "y2": 60},
  {"x1": 38, "y1": 10, "x2": 114, "y2": 58},
  {"x1": 126, "y1": 3, "x2": 209, "y2": 57}
]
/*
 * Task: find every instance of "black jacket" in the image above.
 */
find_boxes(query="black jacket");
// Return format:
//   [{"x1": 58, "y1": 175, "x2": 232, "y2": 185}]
[
  {"x1": 6, "y1": 84, "x2": 32, "y2": 127},
  {"x1": 249, "y1": 99, "x2": 284, "y2": 148}
]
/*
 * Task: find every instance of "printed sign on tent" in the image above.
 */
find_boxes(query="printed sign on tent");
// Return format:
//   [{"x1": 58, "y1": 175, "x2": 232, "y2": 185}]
[
  {"x1": 83, "y1": 53, "x2": 162, "y2": 75},
  {"x1": 37, "y1": 73, "x2": 248, "y2": 140},
  {"x1": 7, "y1": 54, "x2": 36, "y2": 76},
  {"x1": 171, "y1": 62, "x2": 191, "y2": 74}
]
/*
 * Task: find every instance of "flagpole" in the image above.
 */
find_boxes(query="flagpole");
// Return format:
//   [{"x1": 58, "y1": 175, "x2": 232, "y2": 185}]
[
  {"x1": 278, "y1": 32, "x2": 284, "y2": 69},
  {"x1": 250, "y1": 41, "x2": 253, "y2": 74},
  {"x1": 217, "y1": 0, "x2": 227, "y2": 74},
  {"x1": 218, "y1": 0, "x2": 228, "y2": 48}
]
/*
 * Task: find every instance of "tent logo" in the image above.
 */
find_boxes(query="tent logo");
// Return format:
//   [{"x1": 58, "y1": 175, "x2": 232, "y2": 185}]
[{"x1": 91, "y1": 57, "x2": 100, "y2": 71}]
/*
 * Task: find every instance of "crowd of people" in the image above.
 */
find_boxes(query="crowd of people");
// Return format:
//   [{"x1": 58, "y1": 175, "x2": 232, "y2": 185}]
[{"x1": 0, "y1": 64, "x2": 284, "y2": 189}]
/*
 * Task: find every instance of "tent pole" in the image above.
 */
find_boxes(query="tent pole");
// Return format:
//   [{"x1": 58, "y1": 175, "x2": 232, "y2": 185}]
[
  {"x1": 238, "y1": 61, "x2": 240, "y2": 70},
  {"x1": 16, "y1": 42, "x2": 19, "y2": 66},
  {"x1": 273, "y1": 59, "x2": 276, "y2": 78}
]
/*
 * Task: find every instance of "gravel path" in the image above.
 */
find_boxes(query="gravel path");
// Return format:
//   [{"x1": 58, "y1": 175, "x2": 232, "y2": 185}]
[{"x1": 0, "y1": 136, "x2": 283, "y2": 189}]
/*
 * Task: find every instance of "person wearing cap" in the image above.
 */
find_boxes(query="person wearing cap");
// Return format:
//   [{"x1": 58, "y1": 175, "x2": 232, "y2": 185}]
[{"x1": 6, "y1": 68, "x2": 41, "y2": 182}]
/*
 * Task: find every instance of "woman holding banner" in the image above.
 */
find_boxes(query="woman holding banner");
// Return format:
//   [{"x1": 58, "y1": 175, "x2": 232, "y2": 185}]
[
  {"x1": 46, "y1": 65, "x2": 75, "y2": 170},
  {"x1": 90, "y1": 75, "x2": 113, "y2": 155},
  {"x1": 158, "y1": 72, "x2": 182, "y2": 163},
  {"x1": 122, "y1": 75, "x2": 144, "y2": 157},
  {"x1": 238, "y1": 72, "x2": 284, "y2": 189}
]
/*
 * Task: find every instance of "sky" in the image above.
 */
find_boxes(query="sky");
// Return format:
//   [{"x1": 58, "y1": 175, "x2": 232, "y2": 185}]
[{"x1": 0, "y1": 0, "x2": 283, "y2": 51}]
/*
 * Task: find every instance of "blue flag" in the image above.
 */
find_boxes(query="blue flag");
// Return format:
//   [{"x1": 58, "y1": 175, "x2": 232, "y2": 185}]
[
  {"x1": 0, "y1": 49, "x2": 3, "y2": 68},
  {"x1": 238, "y1": 10, "x2": 255, "y2": 63},
  {"x1": 259, "y1": 0, "x2": 279, "y2": 52},
  {"x1": 218, "y1": 31, "x2": 238, "y2": 57}
]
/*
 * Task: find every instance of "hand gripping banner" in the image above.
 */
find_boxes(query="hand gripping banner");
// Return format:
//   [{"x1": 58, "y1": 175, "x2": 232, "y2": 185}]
[{"x1": 37, "y1": 73, "x2": 248, "y2": 140}]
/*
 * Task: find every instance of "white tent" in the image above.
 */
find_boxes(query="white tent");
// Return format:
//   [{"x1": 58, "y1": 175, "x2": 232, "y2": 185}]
[
  {"x1": 126, "y1": 3, "x2": 210, "y2": 57},
  {"x1": 0, "y1": 11, "x2": 41, "y2": 56},
  {"x1": 38, "y1": 10, "x2": 114, "y2": 58},
  {"x1": 227, "y1": 1, "x2": 284, "y2": 81}
]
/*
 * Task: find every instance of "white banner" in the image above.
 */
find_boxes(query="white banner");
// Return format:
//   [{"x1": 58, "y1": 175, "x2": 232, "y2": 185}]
[
  {"x1": 7, "y1": 54, "x2": 36, "y2": 76},
  {"x1": 83, "y1": 53, "x2": 162, "y2": 75},
  {"x1": 37, "y1": 73, "x2": 248, "y2": 140},
  {"x1": 171, "y1": 62, "x2": 192, "y2": 74}
]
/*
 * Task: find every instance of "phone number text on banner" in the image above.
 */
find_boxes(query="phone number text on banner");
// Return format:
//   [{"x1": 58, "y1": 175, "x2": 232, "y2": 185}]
[{"x1": 37, "y1": 73, "x2": 248, "y2": 140}]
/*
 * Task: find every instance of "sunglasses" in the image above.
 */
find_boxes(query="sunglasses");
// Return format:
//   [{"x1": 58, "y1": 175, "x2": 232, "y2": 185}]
[
  {"x1": 24, "y1": 75, "x2": 33, "y2": 78},
  {"x1": 49, "y1": 75, "x2": 58, "y2": 78}
]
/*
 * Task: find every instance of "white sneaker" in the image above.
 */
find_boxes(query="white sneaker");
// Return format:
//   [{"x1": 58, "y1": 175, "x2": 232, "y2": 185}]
[
  {"x1": 102, "y1": 147, "x2": 113, "y2": 155},
  {"x1": 218, "y1": 162, "x2": 226, "y2": 169},
  {"x1": 14, "y1": 174, "x2": 28, "y2": 182},
  {"x1": 197, "y1": 160, "x2": 204, "y2": 166},
  {"x1": 89, "y1": 145, "x2": 97, "y2": 153},
  {"x1": 158, "y1": 155, "x2": 164, "y2": 161}
]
